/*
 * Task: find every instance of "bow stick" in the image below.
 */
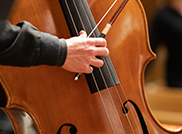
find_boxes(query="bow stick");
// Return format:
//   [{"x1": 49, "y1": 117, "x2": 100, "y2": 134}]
[{"x1": 74, "y1": 0, "x2": 129, "y2": 81}]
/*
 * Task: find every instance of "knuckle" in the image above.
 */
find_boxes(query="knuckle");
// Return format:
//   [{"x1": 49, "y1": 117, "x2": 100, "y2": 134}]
[{"x1": 87, "y1": 47, "x2": 95, "y2": 56}]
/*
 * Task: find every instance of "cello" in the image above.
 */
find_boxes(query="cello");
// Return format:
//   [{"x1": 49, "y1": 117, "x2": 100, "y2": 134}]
[{"x1": 0, "y1": 0, "x2": 182, "y2": 133}]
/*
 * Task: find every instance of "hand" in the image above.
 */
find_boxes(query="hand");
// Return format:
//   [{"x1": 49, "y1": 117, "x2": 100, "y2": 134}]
[{"x1": 61, "y1": 31, "x2": 109, "y2": 74}]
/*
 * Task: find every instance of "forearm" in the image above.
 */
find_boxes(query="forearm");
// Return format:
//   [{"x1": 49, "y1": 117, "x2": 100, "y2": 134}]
[{"x1": 0, "y1": 20, "x2": 67, "y2": 67}]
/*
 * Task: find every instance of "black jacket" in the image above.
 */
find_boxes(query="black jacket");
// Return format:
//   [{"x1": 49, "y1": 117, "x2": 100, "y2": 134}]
[
  {"x1": 0, "y1": 20, "x2": 67, "y2": 67},
  {"x1": 0, "y1": 0, "x2": 67, "y2": 67}
]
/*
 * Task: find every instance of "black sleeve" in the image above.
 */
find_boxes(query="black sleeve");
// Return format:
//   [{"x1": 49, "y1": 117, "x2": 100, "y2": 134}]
[{"x1": 0, "y1": 20, "x2": 67, "y2": 67}]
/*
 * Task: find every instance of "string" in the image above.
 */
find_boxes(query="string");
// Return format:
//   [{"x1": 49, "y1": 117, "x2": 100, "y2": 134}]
[
  {"x1": 94, "y1": 0, "x2": 144, "y2": 132},
  {"x1": 82, "y1": 0, "x2": 141, "y2": 133},
  {"x1": 63, "y1": 0, "x2": 79, "y2": 35},
  {"x1": 78, "y1": 1, "x2": 127, "y2": 133},
  {"x1": 64, "y1": 0, "x2": 131, "y2": 133},
  {"x1": 78, "y1": 0, "x2": 139, "y2": 133},
  {"x1": 97, "y1": 0, "x2": 144, "y2": 132},
  {"x1": 79, "y1": 1, "x2": 132, "y2": 134},
  {"x1": 88, "y1": 0, "x2": 117, "y2": 37},
  {"x1": 88, "y1": 0, "x2": 144, "y2": 132},
  {"x1": 70, "y1": 0, "x2": 127, "y2": 133},
  {"x1": 64, "y1": 0, "x2": 142, "y2": 133},
  {"x1": 64, "y1": 0, "x2": 117, "y2": 133}
]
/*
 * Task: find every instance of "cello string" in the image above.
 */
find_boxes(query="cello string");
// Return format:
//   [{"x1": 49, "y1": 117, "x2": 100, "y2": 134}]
[
  {"x1": 69, "y1": 0, "x2": 127, "y2": 133},
  {"x1": 72, "y1": 1, "x2": 119, "y2": 133},
  {"x1": 76, "y1": 0, "x2": 128, "y2": 133},
  {"x1": 101, "y1": 57, "x2": 142, "y2": 134},
  {"x1": 64, "y1": 0, "x2": 141, "y2": 133},
  {"x1": 78, "y1": 0, "x2": 143, "y2": 133},
  {"x1": 74, "y1": 0, "x2": 141, "y2": 133},
  {"x1": 76, "y1": 0, "x2": 140, "y2": 133},
  {"x1": 87, "y1": 0, "x2": 117, "y2": 37},
  {"x1": 98, "y1": 0, "x2": 144, "y2": 132},
  {"x1": 66, "y1": 0, "x2": 136, "y2": 133},
  {"x1": 91, "y1": 0, "x2": 143, "y2": 132},
  {"x1": 78, "y1": 0, "x2": 140, "y2": 133},
  {"x1": 63, "y1": 0, "x2": 117, "y2": 133},
  {"x1": 93, "y1": 0, "x2": 143, "y2": 132},
  {"x1": 77, "y1": 0, "x2": 133, "y2": 133},
  {"x1": 63, "y1": 0, "x2": 79, "y2": 35}
]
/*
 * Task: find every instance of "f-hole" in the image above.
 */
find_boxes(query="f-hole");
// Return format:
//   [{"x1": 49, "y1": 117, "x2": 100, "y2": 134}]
[{"x1": 57, "y1": 123, "x2": 77, "y2": 134}]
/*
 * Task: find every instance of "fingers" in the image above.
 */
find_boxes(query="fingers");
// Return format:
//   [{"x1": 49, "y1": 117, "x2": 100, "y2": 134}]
[
  {"x1": 84, "y1": 59, "x2": 103, "y2": 74},
  {"x1": 86, "y1": 38, "x2": 107, "y2": 47},
  {"x1": 62, "y1": 31, "x2": 109, "y2": 74},
  {"x1": 85, "y1": 57, "x2": 105, "y2": 74},
  {"x1": 79, "y1": 31, "x2": 109, "y2": 72},
  {"x1": 90, "y1": 57, "x2": 104, "y2": 68},
  {"x1": 79, "y1": 30, "x2": 87, "y2": 38},
  {"x1": 85, "y1": 66, "x2": 93, "y2": 74},
  {"x1": 79, "y1": 30, "x2": 107, "y2": 47},
  {"x1": 94, "y1": 47, "x2": 109, "y2": 57}
]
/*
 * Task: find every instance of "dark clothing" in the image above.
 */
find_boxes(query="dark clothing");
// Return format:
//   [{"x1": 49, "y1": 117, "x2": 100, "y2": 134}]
[
  {"x1": 0, "y1": 0, "x2": 15, "y2": 21},
  {"x1": 0, "y1": 0, "x2": 67, "y2": 67},
  {"x1": 0, "y1": 20, "x2": 67, "y2": 67},
  {"x1": 150, "y1": 6, "x2": 182, "y2": 87}
]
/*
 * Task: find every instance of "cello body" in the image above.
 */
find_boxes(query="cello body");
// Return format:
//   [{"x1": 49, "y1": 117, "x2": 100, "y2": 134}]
[{"x1": 0, "y1": 0, "x2": 181, "y2": 133}]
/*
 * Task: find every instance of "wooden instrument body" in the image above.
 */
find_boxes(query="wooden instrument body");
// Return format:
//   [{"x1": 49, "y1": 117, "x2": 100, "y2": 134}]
[{"x1": 0, "y1": 0, "x2": 181, "y2": 133}]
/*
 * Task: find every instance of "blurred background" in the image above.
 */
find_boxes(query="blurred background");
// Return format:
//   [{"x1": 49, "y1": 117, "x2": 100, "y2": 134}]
[{"x1": 141, "y1": 0, "x2": 182, "y2": 130}]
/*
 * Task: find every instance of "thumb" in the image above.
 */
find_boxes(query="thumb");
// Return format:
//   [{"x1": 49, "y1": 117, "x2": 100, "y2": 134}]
[{"x1": 79, "y1": 30, "x2": 87, "y2": 38}]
